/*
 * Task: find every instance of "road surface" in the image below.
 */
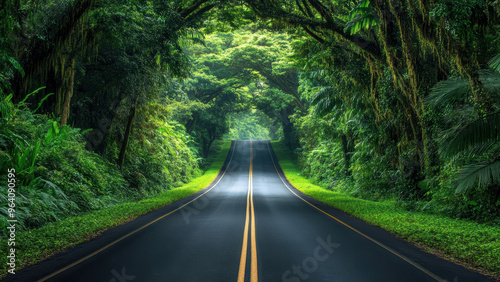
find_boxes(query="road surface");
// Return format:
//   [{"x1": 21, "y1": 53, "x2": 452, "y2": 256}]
[{"x1": 5, "y1": 140, "x2": 494, "y2": 281}]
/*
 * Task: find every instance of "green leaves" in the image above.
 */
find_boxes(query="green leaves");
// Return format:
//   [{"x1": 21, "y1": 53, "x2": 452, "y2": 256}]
[
  {"x1": 344, "y1": 0, "x2": 379, "y2": 35},
  {"x1": 168, "y1": 27, "x2": 298, "y2": 154},
  {"x1": 427, "y1": 69, "x2": 500, "y2": 107},
  {"x1": 429, "y1": 0, "x2": 486, "y2": 40},
  {"x1": 427, "y1": 76, "x2": 470, "y2": 106},
  {"x1": 489, "y1": 53, "x2": 500, "y2": 73},
  {"x1": 0, "y1": 94, "x2": 15, "y2": 123},
  {"x1": 224, "y1": 110, "x2": 274, "y2": 140},
  {"x1": 11, "y1": 140, "x2": 42, "y2": 177},
  {"x1": 438, "y1": 110, "x2": 500, "y2": 193},
  {"x1": 6, "y1": 56, "x2": 25, "y2": 77},
  {"x1": 311, "y1": 86, "x2": 341, "y2": 117}
]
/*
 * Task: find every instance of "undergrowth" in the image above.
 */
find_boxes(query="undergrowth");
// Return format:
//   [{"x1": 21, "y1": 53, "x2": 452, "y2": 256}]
[{"x1": 0, "y1": 93, "x2": 204, "y2": 234}]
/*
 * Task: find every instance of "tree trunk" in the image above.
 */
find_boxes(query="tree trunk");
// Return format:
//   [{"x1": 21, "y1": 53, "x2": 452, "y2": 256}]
[
  {"x1": 41, "y1": 66, "x2": 58, "y2": 113},
  {"x1": 14, "y1": 0, "x2": 93, "y2": 101},
  {"x1": 468, "y1": 74, "x2": 492, "y2": 115},
  {"x1": 280, "y1": 106, "x2": 298, "y2": 149},
  {"x1": 204, "y1": 129, "x2": 216, "y2": 157},
  {"x1": 186, "y1": 114, "x2": 198, "y2": 133},
  {"x1": 339, "y1": 133, "x2": 354, "y2": 177},
  {"x1": 60, "y1": 58, "x2": 75, "y2": 126},
  {"x1": 118, "y1": 103, "x2": 136, "y2": 169}
]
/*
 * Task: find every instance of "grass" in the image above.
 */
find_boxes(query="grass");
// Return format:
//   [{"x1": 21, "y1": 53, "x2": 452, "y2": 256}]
[
  {"x1": 271, "y1": 141, "x2": 500, "y2": 279},
  {"x1": 0, "y1": 140, "x2": 232, "y2": 278}
]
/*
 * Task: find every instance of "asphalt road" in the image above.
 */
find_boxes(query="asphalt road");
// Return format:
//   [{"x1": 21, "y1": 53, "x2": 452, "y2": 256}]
[{"x1": 5, "y1": 140, "x2": 495, "y2": 281}]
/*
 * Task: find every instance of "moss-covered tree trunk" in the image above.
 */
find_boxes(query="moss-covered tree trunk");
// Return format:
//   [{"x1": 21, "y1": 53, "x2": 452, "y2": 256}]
[
  {"x1": 13, "y1": 0, "x2": 93, "y2": 117},
  {"x1": 118, "y1": 104, "x2": 137, "y2": 169},
  {"x1": 60, "y1": 58, "x2": 76, "y2": 126}
]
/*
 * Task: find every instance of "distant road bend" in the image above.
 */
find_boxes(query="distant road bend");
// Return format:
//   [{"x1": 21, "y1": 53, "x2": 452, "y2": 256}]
[{"x1": 7, "y1": 140, "x2": 494, "y2": 281}]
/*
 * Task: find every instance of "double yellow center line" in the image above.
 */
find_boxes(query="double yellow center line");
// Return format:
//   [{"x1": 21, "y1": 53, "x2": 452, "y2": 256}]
[{"x1": 237, "y1": 140, "x2": 258, "y2": 282}]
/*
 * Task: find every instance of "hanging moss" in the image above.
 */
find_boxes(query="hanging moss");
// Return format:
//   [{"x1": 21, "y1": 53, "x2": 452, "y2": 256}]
[{"x1": 17, "y1": 0, "x2": 96, "y2": 120}]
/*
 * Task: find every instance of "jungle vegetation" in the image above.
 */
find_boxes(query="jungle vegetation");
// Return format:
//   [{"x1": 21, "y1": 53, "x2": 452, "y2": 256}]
[{"x1": 0, "y1": 0, "x2": 499, "y2": 244}]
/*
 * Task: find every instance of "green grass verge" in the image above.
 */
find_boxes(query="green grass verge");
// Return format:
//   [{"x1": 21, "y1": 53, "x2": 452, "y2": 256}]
[
  {"x1": 271, "y1": 141, "x2": 500, "y2": 278},
  {"x1": 0, "y1": 141, "x2": 232, "y2": 278}
]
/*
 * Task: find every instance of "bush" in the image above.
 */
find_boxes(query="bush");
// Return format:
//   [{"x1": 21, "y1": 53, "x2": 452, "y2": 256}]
[{"x1": 0, "y1": 95, "x2": 204, "y2": 235}]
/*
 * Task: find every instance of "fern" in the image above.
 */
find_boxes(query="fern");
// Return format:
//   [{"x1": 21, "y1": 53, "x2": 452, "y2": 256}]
[{"x1": 311, "y1": 86, "x2": 340, "y2": 117}]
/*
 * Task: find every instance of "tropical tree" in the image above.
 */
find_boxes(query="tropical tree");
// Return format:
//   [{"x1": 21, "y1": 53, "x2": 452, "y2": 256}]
[{"x1": 427, "y1": 62, "x2": 500, "y2": 200}]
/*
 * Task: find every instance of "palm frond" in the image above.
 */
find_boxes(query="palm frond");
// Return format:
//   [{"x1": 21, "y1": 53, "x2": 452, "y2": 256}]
[
  {"x1": 311, "y1": 86, "x2": 344, "y2": 117},
  {"x1": 440, "y1": 111, "x2": 500, "y2": 157},
  {"x1": 455, "y1": 160, "x2": 500, "y2": 193},
  {"x1": 479, "y1": 69, "x2": 500, "y2": 97},
  {"x1": 457, "y1": 141, "x2": 499, "y2": 158},
  {"x1": 427, "y1": 76, "x2": 469, "y2": 106},
  {"x1": 489, "y1": 53, "x2": 500, "y2": 72},
  {"x1": 427, "y1": 69, "x2": 500, "y2": 107}
]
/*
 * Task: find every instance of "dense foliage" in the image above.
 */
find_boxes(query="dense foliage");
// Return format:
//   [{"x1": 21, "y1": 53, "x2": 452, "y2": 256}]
[
  {"x1": 0, "y1": 81, "x2": 201, "y2": 234},
  {"x1": 0, "y1": 0, "x2": 221, "y2": 234},
  {"x1": 246, "y1": 0, "x2": 500, "y2": 223},
  {"x1": 167, "y1": 27, "x2": 298, "y2": 146}
]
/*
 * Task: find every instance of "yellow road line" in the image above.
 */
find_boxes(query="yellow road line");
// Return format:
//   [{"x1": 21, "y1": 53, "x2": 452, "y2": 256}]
[
  {"x1": 37, "y1": 142, "x2": 237, "y2": 282},
  {"x1": 265, "y1": 141, "x2": 445, "y2": 282},
  {"x1": 250, "y1": 143, "x2": 258, "y2": 282},
  {"x1": 237, "y1": 166, "x2": 251, "y2": 282},
  {"x1": 237, "y1": 140, "x2": 258, "y2": 282}
]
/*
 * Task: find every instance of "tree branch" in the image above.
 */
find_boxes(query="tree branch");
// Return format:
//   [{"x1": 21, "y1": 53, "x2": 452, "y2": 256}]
[
  {"x1": 185, "y1": 3, "x2": 217, "y2": 23},
  {"x1": 179, "y1": 0, "x2": 211, "y2": 18},
  {"x1": 244, "y1": 0, "x2": 382, "y2": 60},
  {"x1": 302, "y1": 25, "x2": 326, "y2": 44}
]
